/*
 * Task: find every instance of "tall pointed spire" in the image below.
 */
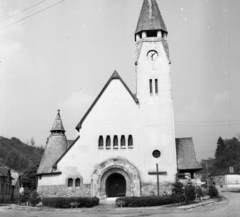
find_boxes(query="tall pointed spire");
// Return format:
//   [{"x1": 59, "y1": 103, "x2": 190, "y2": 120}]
[
  {"x1": 51, "y1": 109, "x2": 65, "y2": 133},
  {"x1": 135, "y1": 0, "x2": 167, "y2": 35}
]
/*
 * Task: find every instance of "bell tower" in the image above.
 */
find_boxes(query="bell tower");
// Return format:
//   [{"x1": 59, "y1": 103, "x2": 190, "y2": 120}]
[{"x1": 136, "y1": 0, "x2": 177, "y2": 182}]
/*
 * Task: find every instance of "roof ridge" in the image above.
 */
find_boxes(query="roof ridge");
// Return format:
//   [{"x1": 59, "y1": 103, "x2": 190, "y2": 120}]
[{"x1": 75, "y1": 71, "x2": 138, "y2": 131}]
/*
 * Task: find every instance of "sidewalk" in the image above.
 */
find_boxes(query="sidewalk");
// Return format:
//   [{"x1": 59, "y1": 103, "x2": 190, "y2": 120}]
[{"x1": 8, "y1": 196, "x2": 227, "y2": 212}]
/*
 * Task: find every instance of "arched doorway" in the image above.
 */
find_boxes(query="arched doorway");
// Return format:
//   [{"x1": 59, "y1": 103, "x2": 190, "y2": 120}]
[{"x1": 106, "y1": 173, "x2": 126, "y2": 197}]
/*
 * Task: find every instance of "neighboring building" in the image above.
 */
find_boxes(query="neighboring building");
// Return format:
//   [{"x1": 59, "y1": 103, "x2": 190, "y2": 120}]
[
  {"x1": 11, "y1": 170, "x2": 20, "y2": 201},
  {"x1": 0, "y1": 167, "x2": 13, "y2": 202},
  {"x1": 211, "y1": 171, "x2": 240, "y2": 191},
  {"x1": 37, "y1": 0, "x2": 202, "y2": 199}
]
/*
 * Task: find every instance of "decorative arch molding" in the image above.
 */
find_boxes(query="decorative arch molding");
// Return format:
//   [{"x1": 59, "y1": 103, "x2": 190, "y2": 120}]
[{"x1": 91, "y1": 158, "x2": 141, "y2": 198}]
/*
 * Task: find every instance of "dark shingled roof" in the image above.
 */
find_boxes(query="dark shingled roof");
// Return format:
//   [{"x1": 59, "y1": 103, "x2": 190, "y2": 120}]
[
  {"x1": 0, "y1": 167, "x2": 8, "y2": 177},
  {"x1": 37, "y1": 134, "x2": 67, "y2": 174},
  {"x1": 38, "y1": 111, "x2": 68, "y2": 175},
  {"x1": 135, "y1": 0, "x2": 167, "y2": 34},
  {"x1": 75, "y1": 71, "x2": 138, "y2": 131},
  {"x1": 176, "y1": 138, "x2": 202, "y2": 171},
  {"x1": 51, "y1": 110, "x2": 65, "y2": 133}
]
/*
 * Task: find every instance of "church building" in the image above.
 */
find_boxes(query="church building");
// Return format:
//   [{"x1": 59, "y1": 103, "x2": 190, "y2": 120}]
[{"x1": 37, "y1": 0, "x2": 202, "y2": 198}]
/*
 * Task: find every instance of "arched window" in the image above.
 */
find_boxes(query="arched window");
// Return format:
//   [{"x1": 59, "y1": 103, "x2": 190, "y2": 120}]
[
  {"x1": 68, "y1": 178, "x2": 73, "y2": 187},
  {"x1": 75, "y1": 178, "x2": 80, "y2": 187},
  {"x1": 128, "y1": 135, "x2": 133, "y2": 148},
  {"x1": 121, "y1": 135, "x2": 126, "y2": 149},
  {"x1": 98, "y1": 136, "x2": 103, "y2": 149},
  {"x1": 106, "y1": 136, "x2": 111, "y2": 149},
  {"x1": 113, "y1": 135, "x2": 118, "y2": 149}
]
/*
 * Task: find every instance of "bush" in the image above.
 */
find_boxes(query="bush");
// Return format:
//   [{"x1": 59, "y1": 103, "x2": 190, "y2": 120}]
[
  {"x1": 115, "y1": 195, "x2": 175, "y2": 207},
  {"x1": 18, "y1": 192, "x2": 29, "y2": 204},
  {"x1": 184, "y1": 182, "x2": 196, "y2": 203},
  {"x1": 29, "y1": 190, "x2": 41, "y2": 206},
  {"x1": 42, "y1": 197, "x2": 99, "y2": 208},
  {"x1": 208, "y1": 185, "x2": 218, "y2": 198}
]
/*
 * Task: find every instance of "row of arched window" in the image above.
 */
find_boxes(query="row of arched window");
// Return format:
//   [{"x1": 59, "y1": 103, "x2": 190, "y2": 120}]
[
  {"x1": 98, "y1": 135, "x2": 133, "y2": 149},
  {"x1": 67, "y1": 178, "x2": 81, "y2": 187}
]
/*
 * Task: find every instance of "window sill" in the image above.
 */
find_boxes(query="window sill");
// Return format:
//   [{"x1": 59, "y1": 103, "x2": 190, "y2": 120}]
[
  {"x1": 121, "y1": 146, "x2": 126, "y2": 149},
  {"x1": 113, "y1": 147, "x2": 118, "y2": 149},
  {"x1": 128, "y1": 146, "x2": 133, "y2": 149}
]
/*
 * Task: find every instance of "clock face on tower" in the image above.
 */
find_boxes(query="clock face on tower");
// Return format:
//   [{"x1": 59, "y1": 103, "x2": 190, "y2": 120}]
[{"x1": 147, "y1": 50, "x2": 158, "y2": 61}]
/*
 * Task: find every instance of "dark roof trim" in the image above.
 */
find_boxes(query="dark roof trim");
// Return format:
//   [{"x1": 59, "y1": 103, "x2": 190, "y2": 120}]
[
  {"x1": 36, "y1": 172, "x2": 62, "y2": 176},
  {"x1": 52, "y1": 136, "x2": 80, "y2": 169},
  {"x1": 75, "y1": 71, "x2": 138, "y2": 131},
  {"x1": 211, "y1": 173, "x2": 240, "y2": 176},
  {"x1": 178, "y1": 168, "x2": 203, "y2": 172}
]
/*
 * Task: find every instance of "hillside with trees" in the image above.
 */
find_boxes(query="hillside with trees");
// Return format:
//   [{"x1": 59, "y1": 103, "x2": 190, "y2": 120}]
[
  {"x1": 0, "y1": 136, "x2": 44, "y2": 172},
  {"x1": 198, "y1": 136, "x2": 240, "y2": 179}
]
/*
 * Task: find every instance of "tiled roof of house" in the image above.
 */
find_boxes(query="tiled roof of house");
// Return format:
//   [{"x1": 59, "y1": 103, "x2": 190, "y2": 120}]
[
  {"x1": 135, "y1": 0, "x2": 167, "y2": 34},
  {"x1": 0, "y1": 167, "x2": 8, "y2": 177},
  {"x1": 176, "y1": 137, "x2": 202, "y2": 171}
]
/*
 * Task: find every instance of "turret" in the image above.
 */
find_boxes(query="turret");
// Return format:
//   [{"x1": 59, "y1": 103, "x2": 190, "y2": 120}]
[
  {"x1": 37, "y1": 110, "x2": 67, "y2": 175},
  {"x1": 135, "y1": 0, "x2": 168, "y2": 41}
]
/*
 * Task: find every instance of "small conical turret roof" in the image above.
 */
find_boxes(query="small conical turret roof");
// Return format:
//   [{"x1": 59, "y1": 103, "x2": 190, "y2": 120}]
[
  {"x1": 51, "y1": 110, "x2": 65, "y2": 133},
  {"x1": 135, "y1": 0, "x2": 167, "y2": 34},
  {"x1": 37, "y1": 110, "x2": 67, "y2": 175}
]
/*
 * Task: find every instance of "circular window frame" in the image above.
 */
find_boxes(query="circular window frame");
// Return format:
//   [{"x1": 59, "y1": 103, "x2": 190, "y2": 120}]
[{"x1": 152, "y1": 150, "x2": 161, "y2": 158}]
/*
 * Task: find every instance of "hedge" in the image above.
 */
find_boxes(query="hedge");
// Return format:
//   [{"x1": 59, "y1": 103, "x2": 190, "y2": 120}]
[
  {"x1": 42, "y1": 197, "x2": 99, "y2": 208},
  {"x1": 116, "y1": 195, "x2": 175, "y2": 207}
]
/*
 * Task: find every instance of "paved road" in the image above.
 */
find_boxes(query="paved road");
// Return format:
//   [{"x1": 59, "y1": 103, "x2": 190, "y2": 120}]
[{"x1": 0, "y1": 192, "x2": 239, "y2": 217}]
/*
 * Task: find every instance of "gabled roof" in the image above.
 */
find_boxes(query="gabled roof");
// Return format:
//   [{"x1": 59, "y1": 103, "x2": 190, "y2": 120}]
[
  {"x1": 175, "y1": 137, "x2": 202, "y2": 171},
  {"x1": 135, "y1": 0, "x2": 167, "y2": 34},
  {"x1": 51, "y1": 110, "x2": 65, "y2": 133},
  {"x1": 75, "y1": 71, "x2": 138, "y2": 131}
]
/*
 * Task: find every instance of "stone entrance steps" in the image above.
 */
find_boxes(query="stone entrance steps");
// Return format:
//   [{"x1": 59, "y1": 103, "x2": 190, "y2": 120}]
[{"x1": 100, "y1": 197, "x2": 118, "y2": 205}]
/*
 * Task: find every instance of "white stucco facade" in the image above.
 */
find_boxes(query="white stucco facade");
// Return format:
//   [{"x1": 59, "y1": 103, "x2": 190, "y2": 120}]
[{"x1": 37, "y1": 0, "x2": 184, "y2": 198}]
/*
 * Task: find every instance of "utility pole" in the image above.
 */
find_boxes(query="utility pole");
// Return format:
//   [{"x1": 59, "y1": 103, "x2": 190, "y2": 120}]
[{"x1": 206, "y1": 161, "x2": 209, "y2": 188}]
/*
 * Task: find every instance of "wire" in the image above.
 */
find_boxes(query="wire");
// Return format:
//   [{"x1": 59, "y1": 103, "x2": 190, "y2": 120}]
[
  {"x1": 0, "y1": 0, "x2": 45, "y2": 23},
  {"x1": 0, "y1": 0, "x2": 65, "y2": 31},
  {"x1": 175, "y1": 120, "x2": 240, "y2": 123}
]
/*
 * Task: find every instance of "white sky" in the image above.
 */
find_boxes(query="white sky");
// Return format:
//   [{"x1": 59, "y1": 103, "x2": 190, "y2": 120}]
[{"x1": 0, "y1": 0, "x2": 240, "y2": 161}]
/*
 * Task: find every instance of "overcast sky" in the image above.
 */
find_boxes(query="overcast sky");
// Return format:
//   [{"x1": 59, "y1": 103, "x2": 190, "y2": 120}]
[{"x1": 1, "y1": 0, "x2": 240, "y2": 161}]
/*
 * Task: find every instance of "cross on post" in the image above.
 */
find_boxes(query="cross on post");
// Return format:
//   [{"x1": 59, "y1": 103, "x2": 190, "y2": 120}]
[{"x1": 148, "y1": 164, "x2": 167, "y2": 196}]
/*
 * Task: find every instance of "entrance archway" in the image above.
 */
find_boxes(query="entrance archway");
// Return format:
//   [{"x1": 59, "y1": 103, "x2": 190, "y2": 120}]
[
  {"x1": 106, "y1": 173, "x2": 126, "y2": 197},
  {"x1": 91, "y1": 158, "x2": 141, "y2": 198}
]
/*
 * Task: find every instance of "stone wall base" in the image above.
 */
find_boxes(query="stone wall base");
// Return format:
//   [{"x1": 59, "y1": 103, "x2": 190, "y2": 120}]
[
  {"x1": 38, "y1": 182, "x2": 173, "y2": 198},
  {"x1": 37, "y1": 184, "x2": 91, "y2": 198},
  {"x1": 141, "y1": 182, "x2": 172, "y2": 196}
]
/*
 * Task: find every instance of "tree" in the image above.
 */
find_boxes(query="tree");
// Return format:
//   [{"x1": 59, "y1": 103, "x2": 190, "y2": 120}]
[
  {"x1": 30, "y1": 137, "x2": 35, "y2": 147},
  {"x1": 213, "y1": 137, "x2": 240, "y2": 174},
  {"x1": 21, "y1": 161, "x2": 40, "y2": 191}
]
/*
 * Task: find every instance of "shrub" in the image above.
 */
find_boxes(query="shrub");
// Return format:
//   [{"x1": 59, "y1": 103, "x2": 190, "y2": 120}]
[
  {"x1": 184, "y1": 182, "x2": 196, "y2": 203},
  {"x1": 115, "y1": 195, "x2": 175, "y2": 207},
  {"x1": 29, "y1": 190, "x2": 41, "y2": 207},
  {"x1": 208, "y1": 185, "x2": 218, "y2": 198},
  {"x1": 171, "y1": 180, "x2": 185, "y2": 204},
  {"x1": 18, "y1": 192, "x2": 29, "y2": 204},
  {"x1": 42, "y1": 197, "x2": 99, "y2": 208}
]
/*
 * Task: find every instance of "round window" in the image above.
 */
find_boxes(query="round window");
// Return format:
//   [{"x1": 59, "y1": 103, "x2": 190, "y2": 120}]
[{"x1": 152, "y1": 150, "x2": 161, "y2": 158}]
